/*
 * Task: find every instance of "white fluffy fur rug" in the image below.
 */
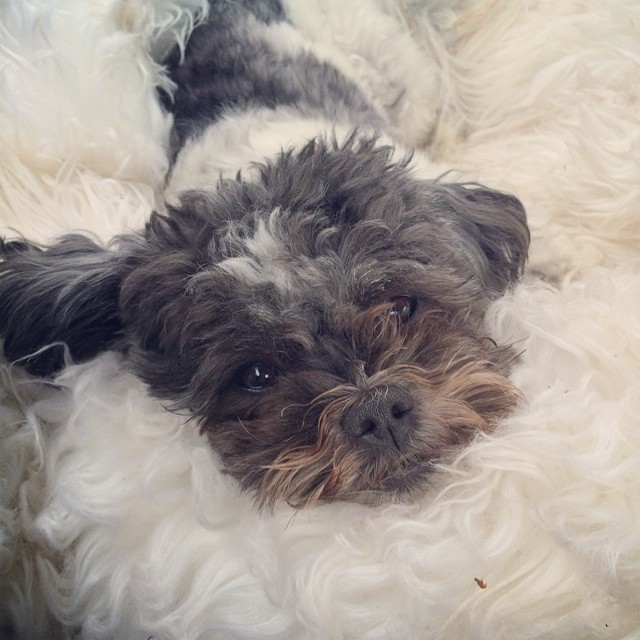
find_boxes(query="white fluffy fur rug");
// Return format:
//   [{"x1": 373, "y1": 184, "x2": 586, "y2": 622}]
[{"x1": 1, "y1": 1, "x2": 640, "y2": 638}]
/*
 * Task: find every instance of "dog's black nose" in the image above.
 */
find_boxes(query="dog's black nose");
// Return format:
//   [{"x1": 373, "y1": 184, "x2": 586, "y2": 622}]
[{"x1": 342, "y1": 386, "x2": 415, "y2": 449}]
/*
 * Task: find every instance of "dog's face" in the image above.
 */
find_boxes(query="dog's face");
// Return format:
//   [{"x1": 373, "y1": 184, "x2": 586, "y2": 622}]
[{"x1": 0, "y1": 137, "x2": 529, "y2": 508}]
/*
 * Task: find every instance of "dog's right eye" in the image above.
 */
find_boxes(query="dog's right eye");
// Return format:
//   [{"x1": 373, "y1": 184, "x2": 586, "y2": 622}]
[
  {"x1": 389, "y1": 296, "x2": 417, "y2": 322},
  {"x1": 237, "y1": 363, "x2": 278, "y2": 391}
]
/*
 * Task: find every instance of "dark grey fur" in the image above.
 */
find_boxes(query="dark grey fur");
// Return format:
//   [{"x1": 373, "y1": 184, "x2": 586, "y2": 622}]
[
  {"x1": 0, "y1": 0, "x2": 530, "y2": 507},
  {"x1": 161, "y1": 0, "x2": 384, "y2": 156}
]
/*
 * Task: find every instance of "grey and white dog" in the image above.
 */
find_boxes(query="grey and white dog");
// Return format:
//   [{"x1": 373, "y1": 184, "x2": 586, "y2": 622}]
[{"x1": 0, "y1": 0, "x2": 529, "y2": 508}]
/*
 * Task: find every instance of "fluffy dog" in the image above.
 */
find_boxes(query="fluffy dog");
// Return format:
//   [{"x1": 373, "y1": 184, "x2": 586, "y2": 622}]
[{"x1": 0, "y1": 0, "x2": 528, "y2": 509}]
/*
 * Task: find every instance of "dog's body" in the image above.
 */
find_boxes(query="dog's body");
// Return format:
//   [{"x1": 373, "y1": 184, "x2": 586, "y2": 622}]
[
  {"x1": 0, "y1": 0, "x2": 530, "y2": 636},
  {"x1": 0, "y1": 0, "x2": 528, "y2": 510}
]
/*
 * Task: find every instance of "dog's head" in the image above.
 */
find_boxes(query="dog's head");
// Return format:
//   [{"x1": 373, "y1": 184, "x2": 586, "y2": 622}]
[{"x1": 0, "y1": 137, "x2": 529, "y2": 507}]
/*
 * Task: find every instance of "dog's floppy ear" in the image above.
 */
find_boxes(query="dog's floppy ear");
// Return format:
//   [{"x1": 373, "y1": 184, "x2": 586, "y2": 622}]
[
  {"x1": 432, "y1": 182, "x2": 530, "y2": 295},
  {"x1": 0, "y1": 235, "x2": 131, "y2": 376}
]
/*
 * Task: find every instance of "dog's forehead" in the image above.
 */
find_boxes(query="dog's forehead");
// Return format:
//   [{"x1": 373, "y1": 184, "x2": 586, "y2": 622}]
[
  {"x1": 214, "y1": 207, "x2": 412, "y2": 302},
  {"x1": 216, "y1": 216, "x2": 297, "y2": 292}
]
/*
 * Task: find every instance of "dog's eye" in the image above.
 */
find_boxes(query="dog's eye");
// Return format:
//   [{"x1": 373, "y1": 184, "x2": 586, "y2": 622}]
[
  {"x1": 237, "y1": 363, "x2": 278, "y2": 391},
  {"x1": 389, "y1": 296, "x2": 416, "y2": 321}
]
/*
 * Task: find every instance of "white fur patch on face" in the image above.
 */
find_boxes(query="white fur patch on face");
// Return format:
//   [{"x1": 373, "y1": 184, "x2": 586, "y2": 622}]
[
  {"x1": 216, "y1": 255, "x2": 264, "y2": 284},
  {"x1": 217, "y1": 213, "x2": 294, "y2": 292},
  {"x1": 244, "y1": 217, "x2": 282, "y2": 263}
]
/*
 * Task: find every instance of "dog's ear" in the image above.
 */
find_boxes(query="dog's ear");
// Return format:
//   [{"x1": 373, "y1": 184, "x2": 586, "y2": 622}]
[
  {"x1": 431, "y1": 182, "x2": 530, "y2": 295},
  {"x1": 0, "y1": 235, "x2": 131, "y2": 376}
]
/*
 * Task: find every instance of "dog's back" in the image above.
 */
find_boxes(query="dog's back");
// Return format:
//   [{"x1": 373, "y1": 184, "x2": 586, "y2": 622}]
[{"x1": 162, "y1": 0, "x2": 384, "y2": 167}]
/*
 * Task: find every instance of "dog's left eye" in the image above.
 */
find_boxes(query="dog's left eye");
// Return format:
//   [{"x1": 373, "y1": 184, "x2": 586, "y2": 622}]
[
  {"x1": 389, "y1": 296, "x2": 417, "y2": 321},
  {"x1": 237, "y1": 363, "x2": 278, "y2": 391}
]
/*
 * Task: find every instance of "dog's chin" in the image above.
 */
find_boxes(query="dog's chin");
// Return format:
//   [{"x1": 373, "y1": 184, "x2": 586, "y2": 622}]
[
  {"x1": 223, "y1": 407, "x2": 491, "y2": 510},
  {"x1": 222, "y1": 445, "x2": 442, "y2": 510},
  {"x1": 343, "y1": 461, "x2": 437, "y2": 508}
]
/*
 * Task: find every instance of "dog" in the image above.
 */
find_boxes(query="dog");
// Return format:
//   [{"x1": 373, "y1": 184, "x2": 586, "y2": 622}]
[{"x1": 0, "y1": 0, "x2": 529, "y2": 510}]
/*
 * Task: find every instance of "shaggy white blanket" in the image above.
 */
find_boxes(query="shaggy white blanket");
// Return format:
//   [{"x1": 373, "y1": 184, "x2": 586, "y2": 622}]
[{"x1": 1, "y1": 1, "x2": 639, "y2": 638}]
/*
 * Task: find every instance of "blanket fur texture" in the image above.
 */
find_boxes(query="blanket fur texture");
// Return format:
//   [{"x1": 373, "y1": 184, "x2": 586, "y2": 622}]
[{"x1": 1, "y1": 1, "x2": 639, "y2": 638}]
